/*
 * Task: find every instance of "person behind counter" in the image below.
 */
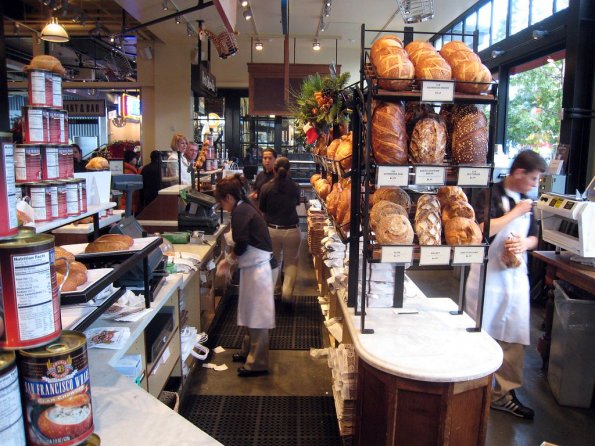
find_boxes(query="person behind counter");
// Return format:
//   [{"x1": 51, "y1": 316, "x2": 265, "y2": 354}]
[
  {"x1": 123, "y1": 150, "x2": 139, "y2": 174},
  {"x1": 249, "y1": 148, "x2": 277, "y2": 200},
  {"x1": 259, "y1": 157, "x2": 302, "y2": 310},
  {"x1": 72, "y1": 144, "x2": 87, "y2": 172},
  {"x1": 465, "y1": 149, "x2": 546, "y2": 420},
  {"x1": 215, "y1": 174, "x2": 275, "y2": 377},
  {"x1": 140, "y1": 150, "x2": 163, "y2": 208},
  {"x1": 165, "y1": 134, "x2": 190, "y2": 185}
]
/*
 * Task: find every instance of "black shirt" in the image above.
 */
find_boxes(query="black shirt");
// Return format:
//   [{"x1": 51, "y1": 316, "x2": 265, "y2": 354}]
[
  {"x1": 253, "y1": 170, "x2": 274, "y2": 197},
  {"x1": 231, "y1": 201, "x2": 273, "y2": 256},
  {"x1": 73, "y1": 159, "x2": 87, "y2": 172},
  {"x1": 140, "y1": 162, "x2": 162, "y2": 206},
  {"x1": 472, "y1": 181, "x2": 538, "y2": 243},
  {"x1": 259, "y1": 179, "x2": 301, "y2": 226}
]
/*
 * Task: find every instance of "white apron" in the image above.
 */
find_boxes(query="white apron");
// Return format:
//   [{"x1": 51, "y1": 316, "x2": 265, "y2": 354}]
[
  {"x1": 237, "y1": 245, "x2": 275, "y2": 329},
  {"x1": 465, "y1": 205, "x2": 532, "y2": 345}
]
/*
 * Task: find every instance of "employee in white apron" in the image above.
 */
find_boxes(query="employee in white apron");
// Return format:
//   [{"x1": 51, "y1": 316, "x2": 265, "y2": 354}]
[
  {"x1": 215, "y1": 174, "x2": 275, "y2": 377},
  {"x1": 465, "y1": 150, "x2": 546, "y2": 420}
]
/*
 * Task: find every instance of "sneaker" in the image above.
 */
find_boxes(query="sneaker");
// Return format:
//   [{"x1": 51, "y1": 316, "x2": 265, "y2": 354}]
[{"x1": 490, "y1": 390, "x2": 535, "y2": 420}]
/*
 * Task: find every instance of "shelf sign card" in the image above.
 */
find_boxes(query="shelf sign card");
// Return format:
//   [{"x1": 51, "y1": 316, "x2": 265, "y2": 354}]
[
  {"x1": 380, "y1": 246, "x2": 414, "y2": 264},
  {"x1": 421, "y1": 81, "x2": 454, "y2": 103},
  {"x1": 376, "y1": 165, "x2": 409, "y2": 187},
  {"x1": 419, "y1": 246, "x2": 451, "y2": 266},
  {"x1": 457, "y1": 167, "x2": 491, "y2": 186},
  {"x1": 452, "y1": 246, "x2": 485, "y2": 264},
  {"x1": 414, "y1": 166, "x2": 445, "y2": 186}
]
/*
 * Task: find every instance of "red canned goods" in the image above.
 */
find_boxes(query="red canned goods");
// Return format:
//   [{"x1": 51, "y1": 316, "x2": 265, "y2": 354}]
[
  {"x1": 41, "y1": 145, "x2": 59, "y2": 180},
  {"x1": 74, "y1": 178, "x2": 87, "y2": 213},
  {"x1": 48, "y1": 111, "x2": 62, "y2": 144},
  {"x1": 0, "y1": 231, "x2": 61, "y2": 350},
  {"x1": 0, "y1": 352, "x2": 27, "y2": 445},
  {"x1": 27, "y1": 182, "x2": 52, "y2": 223},
  {"x1": 42, "y1": 181, "x2": 60, "y2": 220},
  {"x1": 64, "y1": 179, "x2": 80, "y2": 216},
  {"x1": 58, "y1": 145, "x2": 73, "y2": 178},
  {"x1": 17, "y1": 331, "x2": 94, "y2": 446},
  {"x1": 27, "y1": 69, "x2": 52, "y2": 108},
  {"x1": 0, "y1": 134, "x2": 19, "y2": 239},
  {"x1": 22, "y1": 106, "x2": 50, "y2": 144},
  {"x1": 51, "y1": 73, "x2": 63, "y2": 109},
  {"x1": 15, "y1": 144, "x2": 42, "y2": 183},
  {"x1": 55, "y1": 181, "x2": 68, "y2": 218}
]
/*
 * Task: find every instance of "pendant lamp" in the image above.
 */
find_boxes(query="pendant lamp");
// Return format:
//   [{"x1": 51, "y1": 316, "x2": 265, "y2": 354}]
[{"x1": 41, "y1": 17, "x2": 70, "y2": 43}]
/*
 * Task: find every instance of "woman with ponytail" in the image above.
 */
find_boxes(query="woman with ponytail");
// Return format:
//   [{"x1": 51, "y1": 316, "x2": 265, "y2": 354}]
[
  {"x1": 258, "y1": 157, "x2": 302, "y2": 311},
  {"x1": 215, "y1": 174, "x2": 275, "y2": 377}
]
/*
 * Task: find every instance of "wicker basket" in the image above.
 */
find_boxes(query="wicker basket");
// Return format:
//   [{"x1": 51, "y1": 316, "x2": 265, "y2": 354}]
[{"x1": 397, "y1": 0, "x2": 434, "y2": 24}]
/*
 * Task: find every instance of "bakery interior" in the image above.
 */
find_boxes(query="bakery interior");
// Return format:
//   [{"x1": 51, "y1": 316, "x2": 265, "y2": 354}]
[{"x1": 1, "y1": 0, "x2": 595, "y2": 446}]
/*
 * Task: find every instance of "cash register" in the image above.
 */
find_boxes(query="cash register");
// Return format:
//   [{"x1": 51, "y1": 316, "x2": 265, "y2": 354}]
[
  {"x1": 536, "y1": 176, "x2": 595, "y2": 259},
  {"x1": 178, "y1": 189, "x2": 220, "y2": 234}
]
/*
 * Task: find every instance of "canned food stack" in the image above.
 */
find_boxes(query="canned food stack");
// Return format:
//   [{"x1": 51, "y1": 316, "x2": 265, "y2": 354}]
[
  {"x1": 0, "y1": 230, "x2": 96, "y2": 446},
  {"x1": 15, "y1": 66, "x2": 89, "y2": 225}
]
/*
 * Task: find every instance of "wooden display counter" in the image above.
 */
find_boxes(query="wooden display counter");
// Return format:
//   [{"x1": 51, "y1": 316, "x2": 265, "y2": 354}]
[{"x1": 324, "y1": 270, "x2": 502, "y2": 446}]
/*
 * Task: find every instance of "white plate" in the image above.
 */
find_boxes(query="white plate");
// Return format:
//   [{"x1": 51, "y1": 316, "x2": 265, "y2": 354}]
[
  {"x1": 60, "y1": 236, "x2": 161, "y2": 256},
  {"x1": 61, "y1": 268, "x2": 114, "y2": 294}
]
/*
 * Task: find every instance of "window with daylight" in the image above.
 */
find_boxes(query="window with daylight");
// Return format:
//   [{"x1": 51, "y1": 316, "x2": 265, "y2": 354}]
[
  {"x1": 491, "y1": 0, "x2": 508, "y2": 45},
  {"x1": 532, "y1": 0, "x2": 554, "y2": 25},
  {"x1": 477, "y1": 2, "x2": 492, "y2": 50}
]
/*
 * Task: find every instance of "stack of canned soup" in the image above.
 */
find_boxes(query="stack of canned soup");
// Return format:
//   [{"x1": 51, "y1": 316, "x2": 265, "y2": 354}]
[
  {"x1": 0, "y1": 228, "x2": 98, "y2": 446},
  {"x1": 16, "y1": 68, "x2": 87, "y2": 225},
  {"x1": 0, "y1": 73, "x2": 99, "y2": 445}
]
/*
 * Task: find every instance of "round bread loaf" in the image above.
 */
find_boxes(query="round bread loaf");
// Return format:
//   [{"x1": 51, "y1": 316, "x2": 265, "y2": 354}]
[
  {"x1": 443, "y1": 49, "x2": 481, "y2": 68},
  {"x1": 452, "y1": 110, "x2": 488, "y2": 165},
  {"x1": 375, "y1": 48, "x2": 415, "y2": 91},
  {"x1": 405, "y1": 102, "x2": 435, "y2": 137},
  {"x1": 335, "y1": 137, "x2": 352, "y2": 170},
  {"x1": 310, "y1": 173, "x2": 321, "y2": 186},
  {"x1": 85, "y1": 156, "x2": 109, "y2": 171},
  {"x1": 85, "y1": 234, "x2": 134, "y2": 253},
  {"x1": 442, "y1": 201, "x2": 476, "y2": 224},
  {"x1": 336, "y1": 185, "x2": 352, "y2": 227},
  {"x1": 371, "y1": 102, "x2": 408, "y2": 165},
  {"x1": 57, "y1": 272, "x2": 79, "y2": 292},
  {"x1": 376, "y1": 214, "x2": 414, "y2": 245},
  {"x1": 371, "y1": 187, "x2": 411, "y2": 212},
  {"x1": 415, "y1": 54, "x2": 452, "y2": 80},
  {"x1": 326, "y1": 138, "x2": 341, "y2": 159},
  {"x1": 408, "y1": 47, "x2": 438, "y2": 67},
  {"x1": 405, "y1": 40, "x2": 434, "y2": 56},
  {"x1": 439, "y1": 41, "x2": 474, "y2": 61},
  {"x1": 23, "y1": 55, "x2": 66, "y2": 76},
  {"x1": 315, "y1": 179, "x2": 331, "y2": 200},
  {"x1": 414, "y1": 206, "x2": 442, "y2": 246},
  {"x1": 326, "y1": 183, "x2": 342, "y2": 218},
  {"x1": 370, "y1": 35, "x2": 404, "y2": 65},
  {"x1": 54, "y1": 246, "x2": 75, "y2": 270},
  {"x1": 416, "y1": 194, "x2": 441, "y2": 211},
  {"x1": 370, "y1": 201, "x2": 408, "y2": 230},
  {"x1": 444, "y1": 217, "x2": 483, "y2": 245},
  {"x1": 453, "y1": 60, "x2": 492, "y2": 93},
  {"x1": 409, "y1": 116, "x2": 447, "y2": 164},
  {"x1": 436, "y1": 186, "x2": 468, "y2": 209}
]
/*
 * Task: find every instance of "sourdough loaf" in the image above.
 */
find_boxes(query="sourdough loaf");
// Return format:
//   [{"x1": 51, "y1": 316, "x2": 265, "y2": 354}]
[
  {"x1": 374, "y1": 48, "x2": 415, "y2": 91},
  {"x1": 436, "y1": 186, "x2": 468, "y2": 209},
  {"x1": 414, "y1": 194, "x2": 442, "y2": 245},
  {"x1": 370, "y1": 201, "x2": 408, "y2": 231},
  {"x1": 85, "y1": 234, "x2": 134, "y2": 253},
  {"x1": 409, "y1": 116, "x2": 447, "y2": 164},
  {"x1": 414, "y1": 54, "x2": 452, "y2": 81},
  {"x1": 442, "y1": 201, "x2": 476, "y2": 224},
  {"x1": 453, "y1": 60, "x2": 492, "y2": 94},
  {"x1": 444, "y1": 217, "x2": 483, "y2": 245},
  {"x1": 375, "y1": 214, "x2": 414, "y2": 245},
  {"x1": 371, "y1": 102, "x2": 408, "y2": 165},
  {"x1": 371, "y1": 187, "x2": 411, "y2": 213},
  {"x1": 370, "y1": 35, "x2": 404, "y2": 65},
  {"x1": 451, "y1": 109, "x2": 488, "y2": 164}
]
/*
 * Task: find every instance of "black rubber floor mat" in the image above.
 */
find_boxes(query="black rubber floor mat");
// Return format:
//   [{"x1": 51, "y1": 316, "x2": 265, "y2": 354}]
[
  {"x1": 180, "y1": 395, "x2": 343, "y2": 446},
  {"x1": 207, "y1": 296, "x2": 324, "y2": 350}
]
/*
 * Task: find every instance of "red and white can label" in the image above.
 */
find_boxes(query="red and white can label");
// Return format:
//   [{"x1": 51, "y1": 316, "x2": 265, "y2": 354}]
[
  {"x1": 15, "y1": 146, "x2": 42, "y2": 183},
  {"x1": 58, "y1": 146, "x2": 73, "y2": 178},
  {"x1": 29, "y1": 185, "x2": 52, "y2": 222},
  {"x1": 65, "y1": 183, "x2": 79, "y2": 216},
  {"x1": 28, "y1": 70, "x2": 52, "y2": 107},
  {"x1": 0, "y1": 142, "x2": 18, "y2": 237},
  {"x1": 13, "y1": 250, "x2": 57, "y2": 341},
  {"x1": 45, "y1": 184, "x2": 59, "y2": 219},
  {"x1": 23, "y1": 107, "x2": 48, "y2": 144},
  {"x1": 0, "y1": 362, "x2": 27, "y2": 445},
  {"x1": 51, "y1": 74, "x2": 63, "y2": 108},
  {"x1": 42, "y1": 146, "x2": 59, "y2": 180},
  {"x1": 56, "y1": 182, "x2": 68, "y2": 218}
]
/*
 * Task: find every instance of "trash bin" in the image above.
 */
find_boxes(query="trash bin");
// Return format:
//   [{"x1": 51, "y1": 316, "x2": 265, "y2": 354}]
[{"x1": 548, "y1": 280, "x2": 595, "y2": 408}]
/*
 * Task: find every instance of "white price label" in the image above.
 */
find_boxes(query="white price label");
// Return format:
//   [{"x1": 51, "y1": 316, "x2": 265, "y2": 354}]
[
  {"x1": 380, "y1": 246, "x2": 414, "y2": 263},
  {"x1": 376, "y1": 165, "x2": 410, "y2": 187},
  {"x1": 414, "y1": 166, "x2": 445, "y2": 185},
  {"x1": 421, "y1": 81, "x2": 455, "y2": 103},
  {"x1": 458, "y1": 167, "x2": 491, "y2": 186},
  {"x1": 452, "y1": 246, "x2": 485, "y2": 264},
  {"x1": 419, "y1": 246, "x2": 451, "y2": 265}
]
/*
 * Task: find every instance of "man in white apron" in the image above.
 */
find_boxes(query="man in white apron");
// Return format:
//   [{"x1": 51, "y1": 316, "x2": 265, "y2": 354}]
[{"x1": 465, "y1": 150, "x2": 546, "y2": 419}]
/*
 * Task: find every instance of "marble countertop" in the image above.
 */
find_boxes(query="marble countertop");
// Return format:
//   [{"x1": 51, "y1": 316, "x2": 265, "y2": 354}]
[{"x1": 338, "y1": 277, "x2": 503, "y2": 382}]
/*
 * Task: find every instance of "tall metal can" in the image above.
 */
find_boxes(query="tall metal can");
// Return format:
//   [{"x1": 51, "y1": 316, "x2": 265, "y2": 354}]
[
  {"x1": 0, "y1": 352, "x2": 27, "y2": 446},
  {"x1": 0, "y1": 132, "x2": 19, "y2": 238}
]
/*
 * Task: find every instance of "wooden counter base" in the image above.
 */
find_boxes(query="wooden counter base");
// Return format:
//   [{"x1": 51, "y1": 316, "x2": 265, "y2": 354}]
[{"x1": 356, "y1": 358, "x2": 492, "y2": 446}]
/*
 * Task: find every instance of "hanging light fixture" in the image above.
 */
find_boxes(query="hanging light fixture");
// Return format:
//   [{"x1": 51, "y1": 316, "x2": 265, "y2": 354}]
[
  {"x1": 240, "y1": 0, "x2": 249, "y2": 6},
  {"x1": 243, "y1": 8, "x2": 253, "y2": 20},
  {"x1": 40, "y1": 17, "x2": 69, "y2": 42},
  {"x1": 313, "y1": 40, "x2": 321, "y2": 51},
  {"x1": 255, "y1": 40, "x2": 263, "y2": 51}
]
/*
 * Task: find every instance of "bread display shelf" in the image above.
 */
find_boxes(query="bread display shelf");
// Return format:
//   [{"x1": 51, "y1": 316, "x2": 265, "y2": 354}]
[
  {"x1": 62, "y1": 236, "x2": 161, "y2": 261},
  {"x1": 368, "y1": 243, "x2": 487, "y2": 266},
  {"x1": 311, "y1": 153, "x2": 352, "y2": 179},
  {"x1": 374, "y1": 163, "x2": 493, "y2": 188},
  {"x1": 311, "y1": 189, "x2": 353, "y2": 244}
]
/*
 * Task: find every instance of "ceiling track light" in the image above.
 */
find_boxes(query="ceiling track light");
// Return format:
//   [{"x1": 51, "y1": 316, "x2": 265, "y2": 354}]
[
  {"x1": 255, "y1": 40, "x2": 263, "y2": 51},
  {"x1": 491, "y1": 50, "x2": 505, "y2": 59},
  {"x1": 313, "y1": 40, "x2": 321, "y2": 51},
  {"x1": 162, "y1": 0, "x2": 169, "y2": 11},
  {"x1": 243, "y1": 8, "x2": 252, "y2": 20},
  {"x1": 187, "y1": 24, "x2": 193, "y2": 37},
  {"x1": 175, "y1": 15, "x2": 181, "y2": 24},
  {"x1": 532, "y1": 29, "x2": 548, "y2": 40},
  {"x1": 241, "y1": 0, "x2": 249, "y2": 6}
]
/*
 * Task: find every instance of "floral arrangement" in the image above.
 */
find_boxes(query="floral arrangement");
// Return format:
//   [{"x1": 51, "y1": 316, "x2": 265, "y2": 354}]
[
  {"x1": 96, "y1": 140, "x2": 140, "y2": 159},
  {"x1": 291, "y1": 72, "x2": 351, "y2": 145}
]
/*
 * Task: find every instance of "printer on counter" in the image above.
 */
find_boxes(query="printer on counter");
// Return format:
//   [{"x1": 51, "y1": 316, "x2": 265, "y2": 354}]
[{"x1": 178, "y1": 190, "x2": 219, "y2": 234}]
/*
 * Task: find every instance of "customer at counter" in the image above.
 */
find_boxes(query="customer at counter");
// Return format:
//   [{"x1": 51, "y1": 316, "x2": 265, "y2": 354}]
[
  {"x1": 215, "y1": 175, "x2": 275, "y2": 377},
  {"x1": 465, "y1": 150, "x2": 547, "y2": 420},
  {"x1": 259, "y1": 157, "x2": 302, "y2": 309},
  {"x1": 140, "y1": 150, "x2": 163, "y2": 208},
  {"x1": 165, "y1": 134, "x2": 190, "y2": 185},
  {"x1": 123, "y1": 150, "x2": 139, "y2": 174},
  {"x1": 249, "y1": 148, "x2": 277, "y2": 200},
  {"x1": 72, "y1": 143, "x2": 86, "y2": 172}
]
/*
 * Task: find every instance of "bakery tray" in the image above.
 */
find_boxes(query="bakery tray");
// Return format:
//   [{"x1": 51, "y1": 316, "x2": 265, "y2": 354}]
[{"x1": 60, "y1": 236, "x2": 162, "y2": 261}]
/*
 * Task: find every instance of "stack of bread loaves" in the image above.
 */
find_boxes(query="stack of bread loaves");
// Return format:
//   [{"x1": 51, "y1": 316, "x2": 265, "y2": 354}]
[
  {"x1": 334, "y1": 132, "x2": 353, "y2": 171},
  {"x1": 371, "y1": 102, "x2": 408, "y2": 165},
  {"x1": 370, "y1": 35, "x2": 414, "y2": 91},
  {"x1": 54, "y1": 246, "x2": 88, "y2": 292},
  {"x1": 439, "y1": 41, "x2": 492, "y2": 94},
  {"x1": 437, "y1": 186, "x2": 483, "y2": 245},
  {"x1": 414, "y1": 194, "x2": 442, "y2": 245},
  {"x1": 369, "y1": 187, "x2": 414, "y2": 245},
  {"x1": 405, "y1": 40, "x2": 451, "y2": 81}
]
